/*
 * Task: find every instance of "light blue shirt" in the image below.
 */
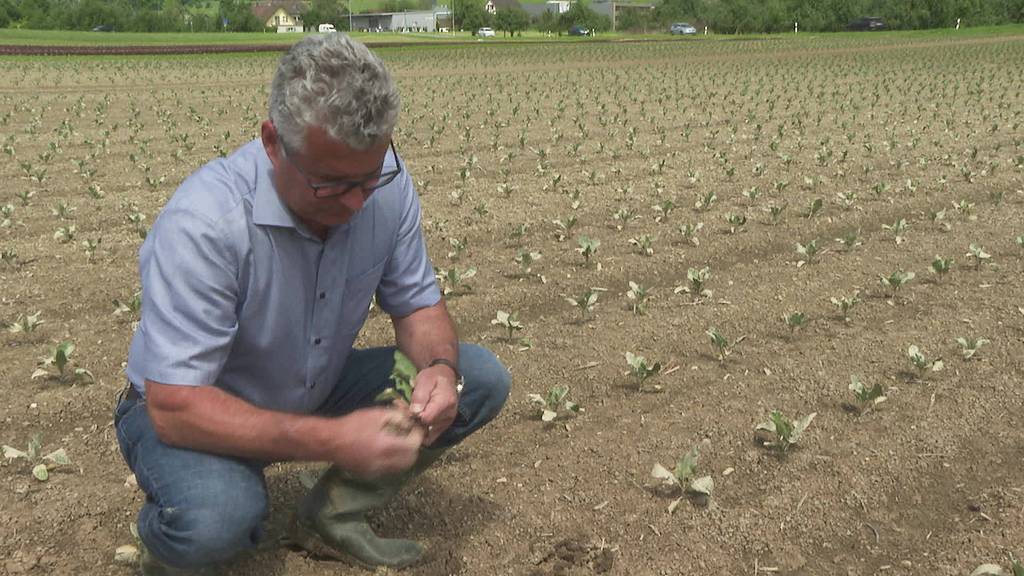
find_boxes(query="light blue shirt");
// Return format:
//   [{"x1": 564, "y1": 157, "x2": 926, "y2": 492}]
[{"x1": 126, "y1": 139, "x2": 441, "y2": 413}]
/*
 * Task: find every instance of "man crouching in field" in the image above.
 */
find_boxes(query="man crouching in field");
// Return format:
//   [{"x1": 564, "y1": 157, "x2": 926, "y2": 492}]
[{"x1": 114, "y1": 33, "x2": 510, "y2": 574}]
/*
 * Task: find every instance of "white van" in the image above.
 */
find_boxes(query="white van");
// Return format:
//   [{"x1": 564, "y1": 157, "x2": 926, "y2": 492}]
[{"x1": 318, "y1": 24, "x2": 337, "y2": 33}]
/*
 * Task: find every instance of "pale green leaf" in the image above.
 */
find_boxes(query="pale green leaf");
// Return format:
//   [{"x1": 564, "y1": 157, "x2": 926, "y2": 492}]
[
  {"x1": 32, "y1": 463, "x2": 49, "y2": 481},
  {"x1": 688, "y1": 475, "x2": 714, "y2": 496},
  {"x1": 971, "y1": 564, "x2": 1006, "y2": 576},
  {"x1": 541, "y1": 409, "x2": 557, "y2": 422},
  {"x1": 43, "y1": 448, "x2": 70, "y2": 466},
  {"x1": 3, "y1": 445, "x2": 28, "y2": 460},
  {"x1": 650, "y1": 462, "x2": 679, "y2": 486}
]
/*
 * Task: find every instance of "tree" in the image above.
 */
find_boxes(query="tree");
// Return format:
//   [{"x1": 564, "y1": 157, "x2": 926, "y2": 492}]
[
  {"x1": 305, "y1": 0, "x2": 346, "y2": 29},
  {"x1": 452, "y1": 0, "x2": 490, "y2": 31},
  {"x1": 494, "y1": 6, "x2": 528, "y2": 36}
]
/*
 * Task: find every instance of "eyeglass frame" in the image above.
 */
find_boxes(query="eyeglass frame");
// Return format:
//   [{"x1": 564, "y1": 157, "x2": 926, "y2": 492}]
[{"x1": 278, "y1": 137, "x2": 402, "y2": 199}]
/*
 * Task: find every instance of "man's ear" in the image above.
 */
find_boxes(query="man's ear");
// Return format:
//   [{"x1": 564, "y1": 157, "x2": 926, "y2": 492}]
[{"x1": 261, "y1": 120, "x2": 280, "y2": 168}]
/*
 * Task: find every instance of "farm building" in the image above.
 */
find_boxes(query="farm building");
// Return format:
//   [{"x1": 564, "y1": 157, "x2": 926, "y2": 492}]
[{"x1": 251, "y1": 0, "x2": 307, "y2": 32}]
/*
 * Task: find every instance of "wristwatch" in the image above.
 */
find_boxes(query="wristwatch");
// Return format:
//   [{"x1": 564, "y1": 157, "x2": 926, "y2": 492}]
[{"x1": 428, "y1": 358, "x2": 464, "y2": 395}]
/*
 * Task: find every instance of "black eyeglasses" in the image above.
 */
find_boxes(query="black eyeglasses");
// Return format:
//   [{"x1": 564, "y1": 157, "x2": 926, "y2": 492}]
[{"x1": 280, "y1": 139, "x2": 402, "y2": 199}]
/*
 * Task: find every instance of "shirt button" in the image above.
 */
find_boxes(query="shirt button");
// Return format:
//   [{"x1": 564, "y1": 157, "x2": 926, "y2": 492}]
[
  {"x1": 319, "y1": 292, "x2": 326, "y2": 299},
  {"x1": 314, "y1": 337, "x2": 322, "y2": 345}
]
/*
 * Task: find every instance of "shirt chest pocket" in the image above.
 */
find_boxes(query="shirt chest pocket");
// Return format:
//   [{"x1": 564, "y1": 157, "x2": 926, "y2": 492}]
[{"x1": 340, "y1": 259, "x2": 387, "y2": 331}]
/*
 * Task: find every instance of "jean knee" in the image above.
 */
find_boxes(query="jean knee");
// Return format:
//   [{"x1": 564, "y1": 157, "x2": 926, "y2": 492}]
[
  {"x1": 460, "y1": 343, "x2": 511, "y2": 421},
  {"x1": 140, "y1": 486, "x2": 267, "y2": 568}
]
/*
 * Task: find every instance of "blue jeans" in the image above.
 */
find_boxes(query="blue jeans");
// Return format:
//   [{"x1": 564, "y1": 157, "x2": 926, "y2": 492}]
[{"x1": 115, "y1": 343, "x2": 510, "y2": 570}]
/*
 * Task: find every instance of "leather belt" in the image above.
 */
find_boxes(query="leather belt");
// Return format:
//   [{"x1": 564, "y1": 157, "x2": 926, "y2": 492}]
[{"x1": 124, "y1": 383, "x2": 142, "y2": 401}]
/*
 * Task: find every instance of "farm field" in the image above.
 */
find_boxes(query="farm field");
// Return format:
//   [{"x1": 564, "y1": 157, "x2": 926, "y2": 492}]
[{"x1": 1, "y1": 31, "x2": 1023, "y2": 576}]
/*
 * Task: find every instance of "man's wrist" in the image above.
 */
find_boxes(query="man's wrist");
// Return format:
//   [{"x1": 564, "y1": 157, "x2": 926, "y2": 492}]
[{"x1": 428, "y1": 358, "x2": 463, "y2": 394}]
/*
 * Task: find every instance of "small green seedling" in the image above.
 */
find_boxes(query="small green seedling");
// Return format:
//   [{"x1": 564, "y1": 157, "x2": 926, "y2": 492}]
[
  {"x1": 724, "y1": 213, "x2": 747, "y2": 234},
  {"x1": 7, "y1": 311, "x2": 44, "y2": 333},
  {"x1": 436, "y1": 267, "x2": 476, "y2": 296},
  {"x1": 677, "y1": 222, "x2": 703, "y2": 246},
  {"x1": 113, "y1": 291, "x2": 143, "y2": 316},
  {"x1": 694, "y1": 190, "x2": 716, "y2": 211},
  {"x1": 829, "y1": 292, "x2": 860, "y2": 322},
  {"x1": 625, "y1": 351, "x2": 663, "y2": 391},
  {"x1": 796, "y1": 239, "x2": 819, "y2": 265},
  {"x1": 628, "y1": 234, "x2": 655, "y2": 256},
  {"x1": 374, "y1": 350, "x2": 416, "y2": 404},
  {"x1": 836, "y1": 229, "x2": 862, "y2": 251},
  {"x1": 576, "y1": 236, "x2": 600, "y2": 265},
  {"x1": 970, "y1": 554, "x2": 1024, "y2": 576},
  {"x1": 513, "y1": 249, "x2": 542, "y2": 274},
  {"x1": 966, "y1": 244, "x2": 991, "y2": 269},
  {"x1": 803, "y1": 197, "x2": 823, "y2": 218},
  {"x1": 447, "y1": 237, "x2": 468, "y2": 260},
  {"x1": 843, "y1": 376, "x2": 887, "y2": 414},
  {"x1": 766, "y1": 203, "x2": 786, "y2": 224},
  {"x1": 650, "y1": 442, "x2": 714, "y2": 511},
  {"x1": 2, "y1": 434, "x2": 70, "y2": 481},
  {"x1": 930, "y1": 256, "x2": 953, "y2": 279},
  {"x1": 54, "y1": 225, "x2": 76, "y2": 244},
  {"x1": 928, "y1": 208, "x2": 952, "y2": 232},
  {"x1": 783, "y1": 312, "x2": 807, "y2": 335},
  {"x1": 652, "y1": 199, "x2": 676, "y2": 222},
  {"x1": 879, "y1": 270, "x2": 915, "y2": 298},
  {"x1": 674, "y1": 266, "x2": 712, "y2": 301},
  {"x1": 32, "y1": 341, "x2": 93, "y2": 383},
  {"x1": 706, "y1": 328, "x2": 744, "y2": 364},
  {"x1": 552, "y1": 215, "x2": 577, "y2": 241},
  {"x1": 882, "y1": 218, "x2": 910, "y2": 245},
  {"x1": 565, "y1": 289, "x2": 599, "y2": 320},
  {"x1": 955, "y1": 336, "x2": 989, "y2": 360},
  {"x1": 626, "y1": 281, "x2": 651, "y2": 315},
  {"x1": 491, "y1": 310, "x2": 524, "y2": 341},
  {"x1": 908, "y1": 345, "x2": 943, "y2": 377},
  {"x1": 527, "y1": 385, "x2": 580, "y2": 423},
  {"x1": 754, "y1": 410, "x2": 816, "y2": 451}
]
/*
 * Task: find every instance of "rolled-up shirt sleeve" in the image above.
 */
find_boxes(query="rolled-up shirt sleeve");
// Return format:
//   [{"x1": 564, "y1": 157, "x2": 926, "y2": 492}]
[
  {"x1": 375, "y1": 168, "x2": 442, "y2": 318},
  {"x1": 129, "y1": 208, "x2": 239, "y2": 387}
]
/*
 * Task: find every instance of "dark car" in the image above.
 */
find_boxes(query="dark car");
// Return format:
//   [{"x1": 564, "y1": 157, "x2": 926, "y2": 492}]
[
  {"x1": 847, "y1": 17, "x2": 886, "y2": 31},
  {"x1": 568, "y1": 25, "x2": 591, "y2": 37},
  {"x1": 91, "y1": 24, "x2": 114, "y2": 32}
]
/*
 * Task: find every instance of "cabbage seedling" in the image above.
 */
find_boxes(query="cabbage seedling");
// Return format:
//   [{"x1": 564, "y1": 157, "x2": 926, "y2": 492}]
[
  {"x1": 803, "y1": 198, "x2": 823, "y2": 219},
  {"x1": 652, "y1": 199, "x2": 676, "y2": 222},
  {"x1": 54, "y1": 225, "x2": 76, "y2": 244},
  {"x1": 879, "y1": 270, "x2": 914, "y2": 298},
  {"x1": 754, "y1": 411, "x2": 816, "y2": 451},
  {"x1": 2, "y1": 434, "x2": 70, "y2": 482},
  {"x1": 436, "y1": 267, "x2": 476, "y2": 296},
  {"x1": 844, "y1": 376, "x2": 886, "y2": 414},
  {"x1": 650, "y1": 443, "x2": 714, "y2": 511},
  {"x1": 7, "y1": 311, "x2": 43, "y2": 333},
  {"x1": 552, "y1": 215, "x2": 577, "y2": 241},
  {"x1": 1015, "y1": 235, "x2": 1023, "y2": 249},
  {"x1": 628, "y1": 235, "x2": 655, "y2": 256},
  {"x1": 447, "y1": 237, "x2": 468, "y2": 260},
  {"x1": 784, "y1": 312, "x2": 807, "y2": 335},
  {"x1": 882, "y1": 219, "x2": 910, "y2": 245},
  {"x1": 565, "y1": 289, "x2": 599, "y2": 320},
  {"x1": 626, "y1": 281, "x2": 651, "y2": 315},
  {"x1": 32, "y1": 341, "x2": 93, "y2": 383},
  {"x1": 706, "y1": 328, "x2": 744, "y2": 364},
  {"x1": 796, "y1": 239, "x2": 819, "y2": 265},
  {"x1": 694, "y1": 190, "x2": 716, "y2": 211},
  {"x1": 374, "y1": 350, "x2": 416, "y2": 404},
  {"x1": 513, "y1": 249, "x2": 541, "y2": 274},
  {"x1": 673, "y1": 266, "x2": 712, "y2": 302},
  {"x1": 0, "y1": 203, "x2": 12, "y2": 227},
  {"x1": 836, "y1": 230, "x2": 862, "y2": 251},
  {"x1": 576, "y1": 236, "x2": 600, "y2": 266},
  {"x1": 829, "y1": 292, "x2": 860, "y2": 322},
  {"x1": 527, "y1": 385, "x2": 580, "y2": 422},
  {"x1": 491, "y1": 310, "x2": 524, "y2": 341},
  {"x1": 677, "y1": 222, "x2": 703, "y2": 246},
  {"x1": 625, "y1": 352, "x2": 662, "y2": 391},
  {"x1": 725, "y1": 213, "x2": 747, "y2": 234},
  {"x1": 766, "y1": 203, "x2": 786, "y2": 224},
  {"x1": 928, "y1": 208, "x2": 952, "y2": 232},
  {"x1": 113, "y1": 291, "x2": 142, "y2": 317},
  {"x1": 930, "y1": 256, "x2": 953, "y2": 279},
  {"x1": 908, "y1": 345, "x2": 943, "y2": 377},
  {"x1": 966, "y1": 244, "x2": 991, "y2": 269},
  {"x1": 971, "y1": 554, "x2": 1024, "y2": 576},
  {"x1": 955, "y1": 337, "x2": 989, "y2": 360}
]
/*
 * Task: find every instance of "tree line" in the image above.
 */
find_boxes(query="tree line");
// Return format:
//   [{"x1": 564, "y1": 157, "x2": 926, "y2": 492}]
[{"x1": 0, "y1": 0, "x2": 1021, "y2": 33}]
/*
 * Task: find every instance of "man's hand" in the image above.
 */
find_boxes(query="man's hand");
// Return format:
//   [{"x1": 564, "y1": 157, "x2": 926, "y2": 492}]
[
  {"x1": 329, "y1": 406, "x2": 425, "y2": 478},
  {"x1": 408, "y1": 364, "x2": 459, "y2": 446}
]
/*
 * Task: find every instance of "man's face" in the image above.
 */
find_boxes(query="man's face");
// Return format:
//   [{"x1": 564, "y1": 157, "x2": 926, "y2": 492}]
[{"x1": 261, "y1": 120, "x2": 392, "y2": 233}]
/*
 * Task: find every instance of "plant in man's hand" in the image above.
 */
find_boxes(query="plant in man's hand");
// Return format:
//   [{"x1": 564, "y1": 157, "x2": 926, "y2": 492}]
[{"x1": 375, "y1": 350, "x2": 417, "y2": 404}]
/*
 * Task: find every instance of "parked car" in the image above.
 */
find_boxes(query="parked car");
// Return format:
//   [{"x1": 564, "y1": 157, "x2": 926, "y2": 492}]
[
  {"x1": 568, "y1": 25, "x2": 590, "y2": 36},
  {"x1": 847, "y1": 17, "x2": 886, "y2": 31},
  {"x1": 90, "y1": 24, "x2": 114, "y2": 32},
  {"x1": 477, "y1": 27, "x2": 496, "y2": 37},
  {"x1": 670, "y1": 22, "x2": 697, "y2": 35},
  {"x1": 318, "y1": 24, "x2": 337, "y2": 33}
]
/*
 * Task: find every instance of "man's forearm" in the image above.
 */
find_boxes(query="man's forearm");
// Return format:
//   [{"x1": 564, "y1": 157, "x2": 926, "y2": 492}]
[
  {"x1": 392, "y1": 300, "x2": 459, "y2": 371},
  {"x1": 145, "y1": 380, "x2": 338, "y2": 462}
]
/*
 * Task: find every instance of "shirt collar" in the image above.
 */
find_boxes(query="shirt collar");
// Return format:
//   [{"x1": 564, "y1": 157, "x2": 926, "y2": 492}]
[{"x1": 252, "y1": 147, "x2": 300, "y2": 229}]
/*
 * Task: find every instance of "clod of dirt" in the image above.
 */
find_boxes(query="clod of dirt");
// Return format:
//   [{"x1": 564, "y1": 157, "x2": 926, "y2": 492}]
[
  {"x1": 528, "y1": 535, "x2": 616, "y2": 575},
  {"x1": 753, "y1": 428, "x2": 775, "y2": 446}
]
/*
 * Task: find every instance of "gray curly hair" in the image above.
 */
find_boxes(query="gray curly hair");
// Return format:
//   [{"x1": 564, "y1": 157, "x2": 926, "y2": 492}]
[{"x1": 269, "y1": 33, "x2": 399, "y2": 153}]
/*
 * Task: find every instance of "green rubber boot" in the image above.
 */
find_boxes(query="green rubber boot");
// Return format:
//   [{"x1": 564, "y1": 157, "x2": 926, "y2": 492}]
[
  {"x1": 289, "y1": 448, "x2": 446, "y2": 568},
  {"x1": 138, "y1": 539, "x2": 220, "y2": 576}
]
